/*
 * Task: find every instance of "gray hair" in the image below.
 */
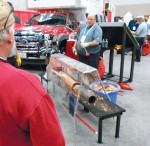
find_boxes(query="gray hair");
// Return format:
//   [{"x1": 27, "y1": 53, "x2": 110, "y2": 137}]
[
  {"x1": 138, "y1": 17, "x2": 144, "y2": 22},
  {"x1": 88, "y1": 13, "x2": 97, "y2": 19},
  {"x1": 0, "y1": 24, "x2": 15, "y2": 45}
]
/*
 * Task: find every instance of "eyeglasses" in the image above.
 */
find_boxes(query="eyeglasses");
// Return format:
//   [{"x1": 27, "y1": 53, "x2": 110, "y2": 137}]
[{"x1": 3, "y1": 7, "x2": 13, "y2": 30}]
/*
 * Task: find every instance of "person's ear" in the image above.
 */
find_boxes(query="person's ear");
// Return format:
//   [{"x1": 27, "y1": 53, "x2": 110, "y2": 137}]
[{"x1": 8, "y1": 29, "x2": 14, "y2": 43}]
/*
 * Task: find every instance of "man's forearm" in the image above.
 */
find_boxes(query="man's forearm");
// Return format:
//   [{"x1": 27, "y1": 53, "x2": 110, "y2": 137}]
[
  {"x1": 88, "y1": 40, "x2": 99, "y2": 47},
  {"x1": 73, "y1": 41, "x2": 77, "y2": 48}
]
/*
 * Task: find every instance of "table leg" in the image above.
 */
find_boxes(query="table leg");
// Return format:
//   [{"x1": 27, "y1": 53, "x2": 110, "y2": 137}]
[
  {"x1": 129, "y1": 47, "x2": 136, "y2": 82},
  {"x1": 97, "y1": 118, "x2": 103, "y2": 143},
  {"x1": 108, "y1": 48, "x2": 114, "y2": 75},
  {"x1": 115, "y1": 115, "x2": 121, "y2": 138}
]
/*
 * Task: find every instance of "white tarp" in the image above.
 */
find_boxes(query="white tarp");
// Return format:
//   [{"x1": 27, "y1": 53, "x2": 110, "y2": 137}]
[{"x1": 115, "y1": 4, "x2": 150, "y2": 16}]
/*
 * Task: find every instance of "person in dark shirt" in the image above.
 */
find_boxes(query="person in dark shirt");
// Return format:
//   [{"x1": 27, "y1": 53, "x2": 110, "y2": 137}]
[{"x1": 128, "y1": 16, "x2": 139, "y2": 31}]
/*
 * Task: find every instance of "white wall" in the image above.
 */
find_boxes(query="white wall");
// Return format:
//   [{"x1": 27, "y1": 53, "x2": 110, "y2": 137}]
[
  {"x1": 109, "y1": 0, "x2": 150, "y2": 5},
  {"x1": 5, "y1": 0, "x2": 27, "y2": 10},
  {"x1": 27, "y1": 0, "x2": 76, "y2": 9},
  {"x1": 27, "y1": 0, "x2": 103, "y2": 13},
  {"x1": 84, "y1": 0, "x2": 102, "y2": 14},
  {"x1": 5, "y1": 0, "x2": 103, "y2": 16},
  {"x1": 26, "y1": 0, "x2": 103, "y2": 22},
  {"x1": 115, "y1": 4, "x2": 150, "y2": 16},
  {"x1": 65, "y1": 0, "x2": 104, "y2": 22},
  {"x1": 4, "y1": 0, "x2": 150, "y2": 17},
  {"x1": 109, "y1": 0, "x2": 150, "y2": 16}
]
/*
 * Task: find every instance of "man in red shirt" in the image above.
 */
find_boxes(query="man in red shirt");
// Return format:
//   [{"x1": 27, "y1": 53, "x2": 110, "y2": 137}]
[{"x1": 0, "y1": 1, "x2": 65, "y2": 146}]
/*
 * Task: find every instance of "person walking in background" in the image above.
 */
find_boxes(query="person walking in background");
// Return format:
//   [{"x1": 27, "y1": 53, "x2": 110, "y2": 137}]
[
  {"x1": 131, "y1": 17, "x2": 148, "y2": 62},
  {"x1": 72, "y1": 13, "x2": 103, "y2": 69},
  {"x1": 0, "y1": 1, "x2": 65, "y2": 146},
  {"x1": 144, "y1": 17, "x2": 150, "y2": 36},
  {"x1": 128, "y1": 16, "x2": 139, "y2": 31}
]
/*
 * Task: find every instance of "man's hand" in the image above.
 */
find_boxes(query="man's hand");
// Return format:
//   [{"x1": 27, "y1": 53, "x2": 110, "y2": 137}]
[
  {"x1": 131, "y1": 31, "x2": 136, "y2": 35},
  {"x1": 72, "y1": 46, "x2": 77, "y2": 55},
  {"x1": 16, "y1": 54, "x2": 22, "y2": 67},
  {"x1": 80, "y1": 42, "x2": 90, "y2": 48}
]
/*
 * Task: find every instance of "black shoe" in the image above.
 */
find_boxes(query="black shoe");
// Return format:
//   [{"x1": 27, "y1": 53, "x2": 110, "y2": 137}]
[{"x1": 134, "y1": 59, "x2": 140, "y2": 62}]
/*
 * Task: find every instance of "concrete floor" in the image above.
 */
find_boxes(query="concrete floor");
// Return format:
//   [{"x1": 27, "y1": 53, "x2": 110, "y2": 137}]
[{"x1": 34, "y1": 50, "x2": 150, "y2": 146}]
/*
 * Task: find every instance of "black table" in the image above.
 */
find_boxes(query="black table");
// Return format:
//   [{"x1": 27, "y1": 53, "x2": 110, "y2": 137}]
[
  {"x1": 101, "y1": 46, "x2": 135, "y2": 83},
  {"x1": 99, "y1": 22, "x2": 140, "y2": 83},
  {"x1": 79, "y1": 95, "x2": 126, "y2": 143}
]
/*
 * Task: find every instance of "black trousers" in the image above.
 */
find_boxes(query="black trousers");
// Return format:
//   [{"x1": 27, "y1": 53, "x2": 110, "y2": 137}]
[
  {"x1": 78, "y1": 52, "x2": 100, "y2": 112},
  {"x1": 78, "y1": 52, "x2": 100, "y2": 69},
  {"x1": 135, "y1": 37, "x2": 145, "y2": 61},
  {"x1": 7, "y1": 56, "x2": 18, "y2": 68}
]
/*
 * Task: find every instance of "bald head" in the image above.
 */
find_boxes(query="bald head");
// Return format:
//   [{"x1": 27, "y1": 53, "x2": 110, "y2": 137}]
[{"x1": 87, "y1": 13, "x2": 96, "y2": 27}]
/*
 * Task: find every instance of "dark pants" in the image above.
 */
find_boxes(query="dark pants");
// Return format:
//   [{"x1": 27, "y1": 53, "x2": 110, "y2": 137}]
[
  {"x1": 135, "y1": 37, "x2": 145, "y2": 61},
  {"x1": 78, "y1": 52, "x2": 100, "y2": 69},
  {"x1": 7, "y1": 56, "x2": 18, "y2": 68},
  {"x1": 78, "y1": 52, "x2": 100, "y2": 112}
]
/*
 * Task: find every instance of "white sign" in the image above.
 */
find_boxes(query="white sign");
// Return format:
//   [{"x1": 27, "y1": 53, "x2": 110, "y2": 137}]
[{"x1": 28, "y1": 0, "x2": 76, "y2": 9}]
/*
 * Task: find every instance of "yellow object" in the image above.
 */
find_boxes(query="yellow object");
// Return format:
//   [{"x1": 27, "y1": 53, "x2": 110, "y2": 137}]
[
  {"x1": 74, "y1": 51, "x2": 77, "y2": 56},
  {"x1": 16, "y1": 54, "x2": 22, "y2": 67},
  {"x1": 114, "y1": 44, "x2": 122, "y2": 51}
]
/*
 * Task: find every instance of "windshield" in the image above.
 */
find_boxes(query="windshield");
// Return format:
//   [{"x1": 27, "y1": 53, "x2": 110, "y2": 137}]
[{"x1": 27, "y1": 13, "x2": 67, "y2": 26}]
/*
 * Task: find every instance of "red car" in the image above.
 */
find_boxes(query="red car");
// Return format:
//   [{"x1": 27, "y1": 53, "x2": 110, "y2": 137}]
[{"x1": 15, "y1": 11, "x2": 79, "y2": 65}]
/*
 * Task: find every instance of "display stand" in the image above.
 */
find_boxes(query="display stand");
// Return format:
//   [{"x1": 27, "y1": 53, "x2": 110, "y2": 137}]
[
  {"x1": 48, "y1": 54, "x2": 99, "y2": 135},
  {"x1": 44, "y1": 54, "x2": 126, "y2": 144},
  {"x1": 99, "y1": 22, "x2": 140, "y2": 82}
]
